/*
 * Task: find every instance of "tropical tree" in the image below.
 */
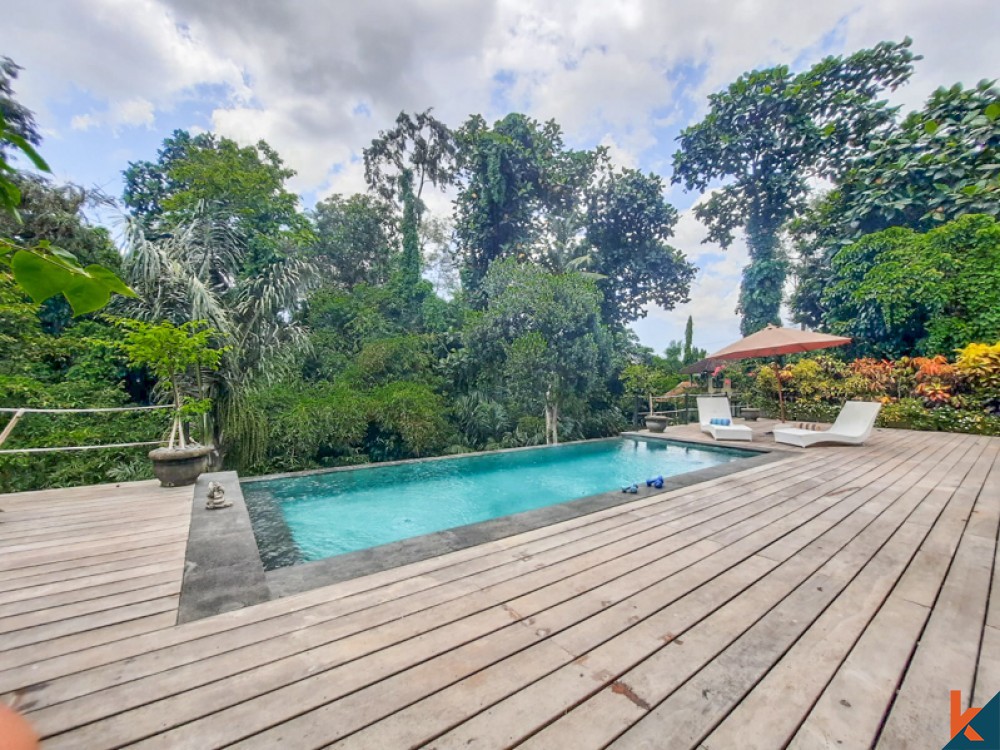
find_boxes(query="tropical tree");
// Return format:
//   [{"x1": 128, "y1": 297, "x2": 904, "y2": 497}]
[
  {"x1": 363, "y1": 108, "x2": 458, "y2": 206},
  {"x1": 791, "y1": 81, "x2": 1000, "y2": 326},
  {"x1": 310, "y1": 192, "x2": 396, "y2": 288},
  {"x1": 583, "y1": 167, "x2": 694, "y2": 325},
  {"x1": 453, "y1": 113, "x2": 596, "y2": 299},
  {"x1": 118, "y1": 210, "x2": 317, "y2": 457},
  {"x1": 454, "y1": 114, "x2": 693, "y2": 322},
  {"x1": 822, "y1": 215, "x2": 1000, "y2": 357},
  {"x1": 465, "y1": 259, "x2": 608, "y2": 444},
  {"x1": 123, "y1": 130, "x2": 313, "y2": 269},
  {"x1": 672, "y1": 39, "x2": 917, "y2": 334}
]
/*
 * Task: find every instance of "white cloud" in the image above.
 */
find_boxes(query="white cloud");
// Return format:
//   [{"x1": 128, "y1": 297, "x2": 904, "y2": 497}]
[{"x1": 71, "y1": 97, "x2": 156, "y2": 132}]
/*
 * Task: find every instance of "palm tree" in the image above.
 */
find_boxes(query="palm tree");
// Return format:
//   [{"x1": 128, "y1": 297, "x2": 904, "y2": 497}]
[
  {"x1": 538, "y1": 212, "x2": 605, "y2": 280},
  {"x1": 117, "y1": 210, "x2": 317, "y2": 465}
]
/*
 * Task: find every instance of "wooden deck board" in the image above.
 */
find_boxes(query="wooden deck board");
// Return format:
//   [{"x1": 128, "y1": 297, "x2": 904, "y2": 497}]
[
  {"x1": 0, "y1": 424, "x2": 997, "y2": 749},
  {"x1": 31, "y1": 427, "x2": 925, "y2": 745}
]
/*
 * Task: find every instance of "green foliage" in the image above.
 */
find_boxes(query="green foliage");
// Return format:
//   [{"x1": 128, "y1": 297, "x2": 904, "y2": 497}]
[
  {"x1": 454, "y1": 113, "x2": 596, "y2": 299},
  {"x1": 118, "y1": 320, "x2": 224, "y2": 408},
  {"x1": 310, "y1": 193, "x2": 396, "y2": 288},
  {"x1": 823, "y1": 215, "x2": 1000, "y2": 357},
  {"x1": 0, "y1": 287, "x2": 165, "y2": 491},
  {"x1": 791, "y1": 81, "x2": 1000, "y2": 326},
  {"x1": 465, "y1": 259, "x2": 611, "y2": 443},
  {"x1": 583, "y1": 167, "x2": 694, "y2": 324},
  {"x1": 123, "y1": 129, "x2": 313, "y2": 268},
  {"x1": 230, "y1": 380, "x2": 369, "y2": 473},
  {"x1": 673, "y1": 39, "x2": 917, "y2": 334},
  {"x1": 366, "y1": 381, "x2": 451, "y2": 459},
  {"x1": 828, "y1": 81, "x2": 1000, "y2": 237}
]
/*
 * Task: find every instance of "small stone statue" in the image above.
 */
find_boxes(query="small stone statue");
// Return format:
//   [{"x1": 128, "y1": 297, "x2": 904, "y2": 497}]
[{"x1": 205, "y1": 481, "x2": 232, "y2": 509}]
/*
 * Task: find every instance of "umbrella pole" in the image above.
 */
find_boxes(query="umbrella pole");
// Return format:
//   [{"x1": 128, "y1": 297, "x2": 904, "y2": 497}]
[{"x1": 774, "y1": 361, "x2": 786, "y2": 423}]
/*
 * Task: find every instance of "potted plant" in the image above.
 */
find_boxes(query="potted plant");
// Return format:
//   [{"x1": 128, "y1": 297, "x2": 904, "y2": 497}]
[
  {"x1": 622, "y1": 364, "x2": 667, "y2": 432},
  {"x1": 119, "y1": 320, "x2": 225, "y2": 487}
]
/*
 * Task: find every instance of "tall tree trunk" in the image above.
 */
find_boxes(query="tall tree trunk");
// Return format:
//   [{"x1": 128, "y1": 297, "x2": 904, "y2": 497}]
[
  {"x1": 738, "y1": 214, "x2": 787, "y2": 335},
  {"x1": 544, "y1": 385, "x2": 560, "y2": 445},
  {"x1": 397, "y1": 169, "x2": 423, "y2": 326}
]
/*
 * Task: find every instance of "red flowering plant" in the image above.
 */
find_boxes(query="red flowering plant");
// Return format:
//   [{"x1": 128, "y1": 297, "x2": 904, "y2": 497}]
[{"x1": 909, "y1": 356, "x2": 959, "y2": 407}]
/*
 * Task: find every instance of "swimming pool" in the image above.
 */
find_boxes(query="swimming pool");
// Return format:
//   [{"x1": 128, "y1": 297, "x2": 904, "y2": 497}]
[{"x1": 242, "y1": 437, "x2": 754, "y2": 569}]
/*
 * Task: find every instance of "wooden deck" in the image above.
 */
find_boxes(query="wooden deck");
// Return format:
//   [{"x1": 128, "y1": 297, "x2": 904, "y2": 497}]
[{"x1": 0, "y1": 424, "x2": 997, "y2": 749}]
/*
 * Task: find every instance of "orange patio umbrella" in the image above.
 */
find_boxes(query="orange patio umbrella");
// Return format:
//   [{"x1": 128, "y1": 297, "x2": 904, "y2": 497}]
[{"x1": 704, "y1": 324, "x2": 852, "y2": 421}]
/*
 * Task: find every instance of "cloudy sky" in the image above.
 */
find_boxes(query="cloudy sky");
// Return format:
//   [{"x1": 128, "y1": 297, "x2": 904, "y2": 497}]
[{"x1": 5, "y1": 0, "x2": 998, "y2": 353}]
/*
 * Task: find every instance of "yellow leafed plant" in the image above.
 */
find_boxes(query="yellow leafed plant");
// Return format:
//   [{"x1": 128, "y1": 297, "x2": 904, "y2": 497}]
[{"x1": 955, "y1": 342, "x2": 1000, "y2": 391}]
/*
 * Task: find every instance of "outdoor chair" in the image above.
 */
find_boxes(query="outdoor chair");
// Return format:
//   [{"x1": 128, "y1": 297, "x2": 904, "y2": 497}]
[
  {"x1": 773, "y1": 400, "x2": 882, "y2": 448},
  {"x1": 697, "y1": 396, "x2": 753, "y2": 442}
]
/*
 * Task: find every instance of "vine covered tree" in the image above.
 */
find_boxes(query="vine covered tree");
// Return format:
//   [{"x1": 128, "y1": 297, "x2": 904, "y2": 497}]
[
  {"x1": 0, "y1": 57, "x2": 41, "y2": 158},
  {"x1": 672, "y1": 39, "x2": 918, "y2": 334},
  {"x1": 454, "y1": 113, "x2": 597, "y2": 299},
  {"x1": 363, "y1": 108, "x2": 458, "y2": 206}
]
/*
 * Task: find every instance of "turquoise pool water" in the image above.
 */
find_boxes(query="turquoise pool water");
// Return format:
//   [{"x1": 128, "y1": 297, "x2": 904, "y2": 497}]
[{"x1": 242, "y1": 437, "x2": 753, "y2": 568}]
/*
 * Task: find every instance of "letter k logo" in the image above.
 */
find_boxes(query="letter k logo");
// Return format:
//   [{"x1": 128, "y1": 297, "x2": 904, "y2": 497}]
[{"x1": 952, "y1": 691, "x2": 984, "y2": 742}]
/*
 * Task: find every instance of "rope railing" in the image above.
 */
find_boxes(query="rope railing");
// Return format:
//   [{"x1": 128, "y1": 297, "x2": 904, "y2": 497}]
[{"x1": 0, "y1": 405, "x2": 173, "y2": 455}]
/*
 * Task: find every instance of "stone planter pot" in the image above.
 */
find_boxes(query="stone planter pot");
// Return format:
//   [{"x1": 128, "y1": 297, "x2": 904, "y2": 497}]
[
  {"x1": 644, "y1": 415, "x2": 668, "y2": 433},
  {"x1": 741, "y1": 408, "x2": 761, "y2": 421},
  {"x1": 149, "y1": 444, "x2": 213, "y2": 487}
]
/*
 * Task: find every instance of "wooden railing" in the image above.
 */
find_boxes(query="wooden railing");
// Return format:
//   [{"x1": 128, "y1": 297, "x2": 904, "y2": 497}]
[{"x1": 632, "y1": 392, "x2": 752, "y2": 427}]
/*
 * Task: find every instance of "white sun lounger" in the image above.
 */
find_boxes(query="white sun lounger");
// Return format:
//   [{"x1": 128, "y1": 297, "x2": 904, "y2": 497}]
[
  {"x1": 697, "y1": 396, "x2": 753, "y2": 442},
  {"x1": 773, "y1": 401, "x2": 882, "y2": 448}
]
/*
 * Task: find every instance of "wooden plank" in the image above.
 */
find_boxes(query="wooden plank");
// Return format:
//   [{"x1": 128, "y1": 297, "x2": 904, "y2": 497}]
[
  {"x1": 1, "y1": 518, "x2": 190, "y2": 555},
  {"x1": 0, "y1": 612, "x2": 178, "y2": 674},
  {"x1": 511, "y1": 433, "x2": 968, "y2": 750},
  {"x1": 0, "y1": 544, "x2": 186, "y2": 588},
  {"x1": 602, "y1": 442, "x2": 970, "y2": 750},
  {"x1": 0, "y1": 532, "x2": 190, "y2": 574},
  {"x1": 789, "y1": 596, "x2": 930, "y2": 750},
  {"x1": 0, "y1": 591, "x2": 180, "y2": 652},
  {"x1": 0, "y1": 571, "x2": 181, "y2": 619},
  {"x1": 0, "y1": 561, "x2": 182, "y2": 606},
  {"x1": 11, "y1": 441, "x2": 874, "y2": 717},
  {"x1": 876, "y1": 516, "x2": 999, "y2": 740},
  {"x1": 139, "y1": 432, "x2": 950, "y2": 748},
  {"x1": 33, "y1": 438, "x2": 923, "y2": 746},
  {"x1": 700, "y1": 437, "x2": 990, "y2": 749},
  {"x1": 0, "y1": 507, "x2": 191, "y2": 541},
  {"x1": 788, "y1": 440, "x2": 998, "y2": 750},
  {"x1": 0, "y1": 427, "x2": 991, "y2": 750}
]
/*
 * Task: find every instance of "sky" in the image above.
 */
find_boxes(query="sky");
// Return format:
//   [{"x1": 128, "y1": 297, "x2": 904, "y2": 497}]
[{"x1": 4, "y1": 0, "x2": 999, "y2": 354}]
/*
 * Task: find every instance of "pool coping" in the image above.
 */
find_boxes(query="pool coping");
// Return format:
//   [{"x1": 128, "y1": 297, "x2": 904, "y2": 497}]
[{"x1": 179, "y1": 435, "x2": 789, "y2": 619}]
